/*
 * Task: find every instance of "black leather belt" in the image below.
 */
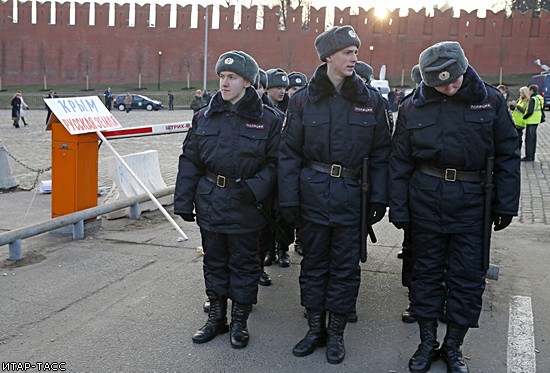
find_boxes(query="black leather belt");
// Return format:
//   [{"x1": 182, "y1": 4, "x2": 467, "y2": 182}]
[
  {"x1": 205, "y1": 171, "x2": 240, "y2": 188},
  {"x1": 417, "y1": 164, "x2": 485, "y2": 183},
  {"x1": 305, "y1": 160, "x2": 360, "y2": 180}
]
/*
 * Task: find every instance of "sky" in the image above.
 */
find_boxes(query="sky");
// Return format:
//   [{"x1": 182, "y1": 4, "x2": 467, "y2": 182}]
[
  {"x1": 193, "y1": 0, "x2": 504, "y2": 14},
  {"x1": 77, "y1": 0, "x2": 503, "y2": 14}
]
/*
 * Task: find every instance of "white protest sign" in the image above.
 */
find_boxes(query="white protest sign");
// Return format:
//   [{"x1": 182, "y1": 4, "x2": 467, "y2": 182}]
[{"x1": 44, "y1": 96, "x2": 122, "y2": 135}]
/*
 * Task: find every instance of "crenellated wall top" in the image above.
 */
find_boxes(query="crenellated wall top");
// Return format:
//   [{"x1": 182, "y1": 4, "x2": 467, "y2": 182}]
[{"x1": 3, "y1": 0, "x2": 549, "y2": 30}]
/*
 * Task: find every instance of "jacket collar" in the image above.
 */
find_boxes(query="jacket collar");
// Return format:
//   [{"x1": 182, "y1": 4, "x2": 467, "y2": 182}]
[
  {"x1": 205, "y1": 87, "x2": 263, "y2": 120},
  {"x1": 307, "y1": 64, "x2": 371, "y2": 104},
  {"x1": 412, "y1": 66, "x2": 488, "y2": 107}
]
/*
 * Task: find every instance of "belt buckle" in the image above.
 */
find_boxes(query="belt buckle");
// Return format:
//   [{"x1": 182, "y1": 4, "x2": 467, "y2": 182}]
[
  {"x1": 330, "y1": 164, "x2": 342, "y2": 178},
  {"x1": 216, "y1": 175, "x2": 226, "y2": 188},
  {"x1": 444, "y1": 168, "x2": 457, "y2": 182}
]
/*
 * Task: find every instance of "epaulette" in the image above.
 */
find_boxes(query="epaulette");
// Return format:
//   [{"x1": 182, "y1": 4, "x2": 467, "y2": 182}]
[{"x1": 262, "y1": 104, "x2": 282, "y2": 117}]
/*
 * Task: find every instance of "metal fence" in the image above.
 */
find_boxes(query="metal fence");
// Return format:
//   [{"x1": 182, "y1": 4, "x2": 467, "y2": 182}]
[{"x1": 0, "y1": 186, "x2": 176, "y2": 261}]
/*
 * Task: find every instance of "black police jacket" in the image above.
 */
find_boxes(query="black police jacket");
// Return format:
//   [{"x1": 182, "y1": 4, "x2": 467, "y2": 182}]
[
  {"x1": 278, "y1": 64, "x2": 392, "y2": 226},
  {"x1": 174, "y1": 87, "x2": 283, "y2": 233},
  {"x1": 389, "y1": 66, "x2": 520, "y2": 232}
]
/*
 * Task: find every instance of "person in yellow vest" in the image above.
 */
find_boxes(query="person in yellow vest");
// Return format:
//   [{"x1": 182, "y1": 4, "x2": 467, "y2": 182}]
[
  {"x1": 509, "y1": 86, "x2": 530, "y2": 151},
  {"x1": 522, "y1": 84, "x2": 545, "y2": 161}
]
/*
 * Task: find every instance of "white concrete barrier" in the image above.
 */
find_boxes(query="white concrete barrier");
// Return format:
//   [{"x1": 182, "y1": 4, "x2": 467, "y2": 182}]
[
  {"x1": 102, "y1": 150, "x2": 173, "y2": 219},
  {"x1": 0, "y1": 146, "x2": 19, "y2": 190}
]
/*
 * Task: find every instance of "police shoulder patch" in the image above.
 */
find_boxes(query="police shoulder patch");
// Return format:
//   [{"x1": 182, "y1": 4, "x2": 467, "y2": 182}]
[
  {"x1": 354, "y1": 106, "x2": 374, "y2": 114},
  {"x1": 470, "y1": 103, "x2": 493, "y2": 110},
  {"x1": 245, "y1": 123, "x2": 264, "y2": 130}
]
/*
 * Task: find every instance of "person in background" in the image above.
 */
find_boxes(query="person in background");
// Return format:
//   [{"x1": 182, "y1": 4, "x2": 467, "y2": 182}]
[
  {"x1": 168, "y1": 90, "x2": 174, "y2": 111},
  {"x1": 190, "y1": 89, "x2": 205, "y2": 114},
  {"x1": 10, "y1": 91, "x2": 22, "y2": 128},
  {"x1": 19, "y1": 91, "x2": 30, "y2": 126},
  {"x1": 279, "y1": 25, "x2": 391, "y2": 364},
  {"x1": 354, "y1": 61, "x2": 373, "y2": 84},
  {"x1": 174, "y1": 50, "x2": 283, "y2": 349},
  {"x1": 255, "y1": 69, "x2": 275, "y2": 110},
  {"x1": 253, "y1": 67, "x2": 279, "y2": 286},
  {"x1": 265, "y1": 68, "x2": 290, "y2": 113},
  {"x1": 497, "y1": 84, "x2": 509, "y2": 102},
  {"x1": 286, "y1": 72, "x2": 308, "y2": 98},
  {"x1": 124, "y1": 93, "x2": 132, "y2": 113},
  {"x1": 395, "y1": 89, "x2": 404, "y2": 107},
  {"x1": 285, "y1": 71, "x2": 309, "y2": 257},
  {"x1": 45, "y1": 90, "x2": 57, "y2": 125},
  {"x1": 356, "y1": 61, "x2": 394, "y2": 133},
  {"x1": 264, "y1": 67, "x2": 292, "y2": 268},
  {"x1": 509, "y1": 86, "x2": 529, "y2": 151},
  {"x1": 103, "y1": 87, "x2": 113, "y2": 111},
  {"x1": 388, "y1": 88, "x2": 397, "y2": 111},
  {"x1": 521, "y1": 84, "x2": 545, "y2": 161},
  {"x1": 202, "y1": 89, "x2": 212, "y2": 105},
  {"x1": 397, "y1": 64, "x2": 424, "y2": 325},
  {"x1": 389, "y1": 41, "x2": 520, "y2": 373}
]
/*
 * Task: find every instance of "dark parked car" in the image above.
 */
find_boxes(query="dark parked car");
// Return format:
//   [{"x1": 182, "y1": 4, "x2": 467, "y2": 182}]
[
  {"x1": 113, "y1": 94, "x2": 163, "y2": 111},
  {"x1": 528, "y1": 72, "x2": 550, "y2": 110}
]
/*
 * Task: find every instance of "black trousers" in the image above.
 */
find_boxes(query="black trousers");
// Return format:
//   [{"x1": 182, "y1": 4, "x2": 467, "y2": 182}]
[
  {"x1": 258, "y1": 224, "x2": 275, "y2": 267},
  {"x1": 401, "y1": 228, "x2": 413, "y2": 289},
  {"x1": 410, "y1": 225, "x2": 486, "y2": 327},
  {"x1": 299, "y1": 220, "x2": 361, "y2": 315},
  {"x1": 201, "y1": 228, "x2": 262, "y2": 305}
]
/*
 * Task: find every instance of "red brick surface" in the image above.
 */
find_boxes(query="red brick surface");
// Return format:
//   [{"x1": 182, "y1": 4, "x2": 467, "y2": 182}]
[{"x1": 1, "y1": 1, "x2": 549, "y2": 86}]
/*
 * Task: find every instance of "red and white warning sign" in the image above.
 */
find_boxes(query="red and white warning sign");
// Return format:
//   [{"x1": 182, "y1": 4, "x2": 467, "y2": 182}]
[{"x1": 44, "y1": 96, "x2": 122, "y2": 135}]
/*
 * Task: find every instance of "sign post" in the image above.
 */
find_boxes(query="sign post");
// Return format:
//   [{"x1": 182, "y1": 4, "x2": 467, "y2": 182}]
[{"x1": 45, "y1": 96, "x2": 188, "y2": 240}]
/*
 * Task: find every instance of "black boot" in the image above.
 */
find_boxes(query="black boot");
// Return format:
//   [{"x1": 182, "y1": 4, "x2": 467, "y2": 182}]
[
  {"x1": 203, "y1": 298, "x2": 210, "y2": 313},
  {"x1": 277, "y1": 243, "x2": 290, "y2": 267},
  {"x1": 230, "y1": 302, "x2": 252, "y2": 349},
  {"x1": 402, "y1": 304, "x2": 415, "y2": 323},
  {"x1": 259, "y1": 270, "x2": 272, "y2": 286},
  {"x1": 264, "y1": 245, "x2": 276, "y2": 266},
  {"x1": 292, "y1": 310, "x2": 327, "y2": 357},
  {"x1": 441, "y1": 322, "x2": 469, "y2": 373},
  {"x1": 408, "y1": 317, "x2": 440, "y2": 373},
  {"x1": 326, "y1": 312, "x2": 347, "y2": 364},
  {"x1": 192, "y1": 297, "x2": 229, "y2": 344}
]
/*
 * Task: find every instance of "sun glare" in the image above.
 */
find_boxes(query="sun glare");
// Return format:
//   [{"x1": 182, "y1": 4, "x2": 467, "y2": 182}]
[
  {"x1": 372, "y1": 0, "x2": 389, "y2": 17},
  {"x1": 374, "y1": 6, "x2": 388, "y2": 18}
]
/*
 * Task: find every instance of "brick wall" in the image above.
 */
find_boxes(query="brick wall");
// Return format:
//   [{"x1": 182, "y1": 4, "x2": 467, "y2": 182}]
[{"x1": 0, "y1": 0, "x2": 549, "y2": 87}]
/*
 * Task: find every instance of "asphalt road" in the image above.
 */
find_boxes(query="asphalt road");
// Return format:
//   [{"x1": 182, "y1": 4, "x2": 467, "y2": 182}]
[{"x1": 1, "y1": 107, "x2": 549, "y2": 372}]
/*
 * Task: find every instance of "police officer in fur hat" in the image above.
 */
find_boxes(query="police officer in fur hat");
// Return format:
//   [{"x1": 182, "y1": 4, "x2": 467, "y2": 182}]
[
  {"x1": 287, "y1": 72, "x2": 308, "y2": 98},
  {"x1": 265, "y1": 68, "x2": 290, "y2": 114},
  {"x1": 279, "y1": 25, "x2": 391, "y2": 364},
  {"x1": 389, "y1": 41, "x2": 520, "y2": 373},
  {"x1": 354, "y1": 61, "x2": 373, "y2": 84},
  {"x1": 175, "y1": 50, "x2": 283, "y2": 349},
  {"x1": 397, "y1": 64, "x2": 423, "y2": 325}
]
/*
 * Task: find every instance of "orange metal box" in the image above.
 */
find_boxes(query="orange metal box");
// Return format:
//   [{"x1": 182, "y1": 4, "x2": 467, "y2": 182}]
[{"x1": 50, "y1": 122, "x2": 99, "y2": 218}]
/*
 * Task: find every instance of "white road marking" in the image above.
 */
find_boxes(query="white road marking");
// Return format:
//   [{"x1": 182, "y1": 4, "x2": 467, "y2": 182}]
[{"x1": 508, "y1": 295, "x2": 536, "y2": 373}]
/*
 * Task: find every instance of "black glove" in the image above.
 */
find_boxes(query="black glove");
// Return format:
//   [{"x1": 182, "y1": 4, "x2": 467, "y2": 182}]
[
  {"x1": 392, "y1": 221, "x2": 409, "y2": 230},
  {"x1": 238, "y1": 183, "x2": 256, "y2": 205},
  {"x1": 178, "y1": 213, "x2": 196, "y2": 222},
  {"x1": 281, "y1": 207, "x2": 300, "y2": 226},
  {"x1": 493, "y1": 214, "x2": 513, "y2": 231},
  {"x1": 367, "y1": 203, "x2": 387, "y2": 225}
]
